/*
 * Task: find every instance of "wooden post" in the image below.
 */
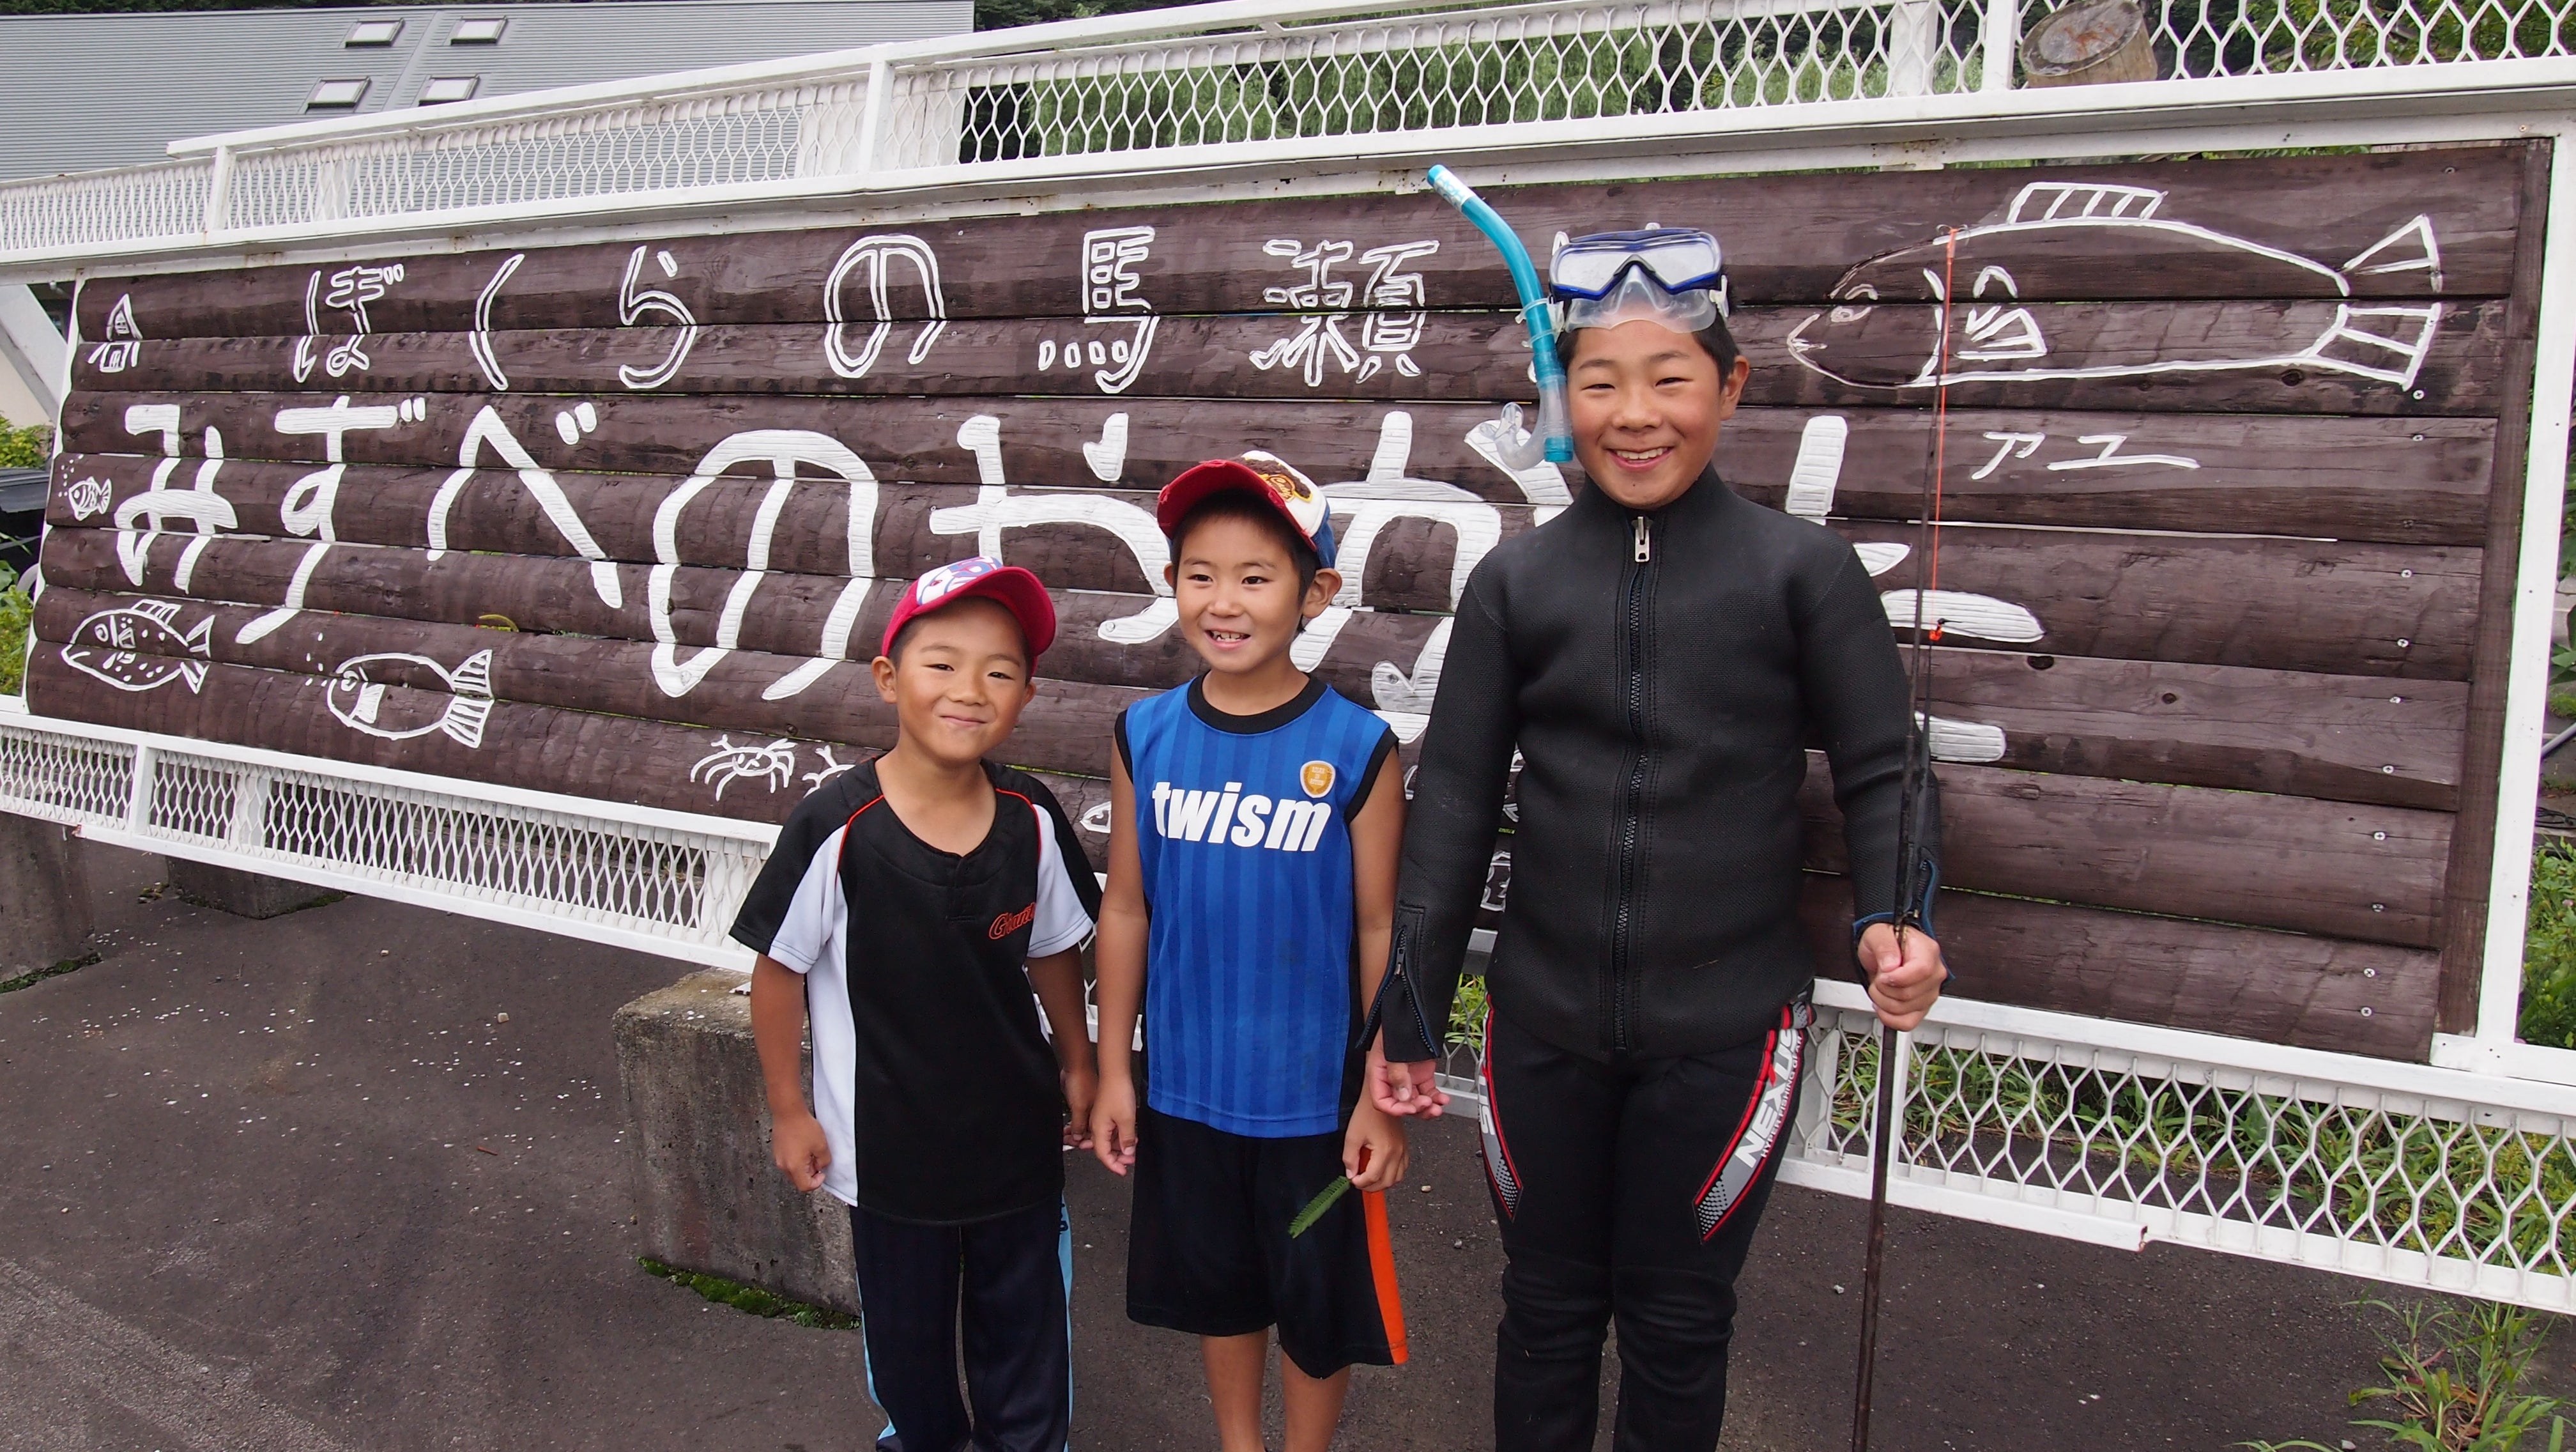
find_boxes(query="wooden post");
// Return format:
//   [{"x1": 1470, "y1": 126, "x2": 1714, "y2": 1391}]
[{"x1": 2437, "y1": 140, "x2": 2560, "y2": 1035}]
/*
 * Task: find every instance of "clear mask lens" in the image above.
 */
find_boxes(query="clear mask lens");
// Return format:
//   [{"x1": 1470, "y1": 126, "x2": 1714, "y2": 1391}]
[
  {"x1": 1560, "y1": 268, "x2": 1721, "y2": 333},
  {"x1": 1550, "y1": 228, "x2": 1725, "y2": 300}
]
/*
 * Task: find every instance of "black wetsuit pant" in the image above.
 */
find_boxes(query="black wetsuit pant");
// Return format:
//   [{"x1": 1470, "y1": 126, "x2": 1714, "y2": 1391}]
[
  {"x1": 849, "y1": 1198, "x2": 1071, "y2": 1452},
  {"x1": 1476, "y1": 999, "x2": 1811, "y2": 1452}
]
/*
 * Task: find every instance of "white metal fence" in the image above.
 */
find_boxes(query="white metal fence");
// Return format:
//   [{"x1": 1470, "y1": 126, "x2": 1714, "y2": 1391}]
[
  {"x1": 0, "y1": 703, "x2": 770, "y2": 968},
  {"x1": 6, "y1": 0, "x2": 2576, "y2": 262}
]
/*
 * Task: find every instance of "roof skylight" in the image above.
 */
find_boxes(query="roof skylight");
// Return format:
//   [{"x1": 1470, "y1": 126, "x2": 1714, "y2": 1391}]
[
  {"x1": 418, "y1": 77, "x2": 480, "y2": 104},
  {"x1": 307, "y1": 79, "x2": 371, "y2": 109},
  {"x1": 449, "y1": 17, "x2": 507, "y2": 43},
  {"x1": 344, "y1": 19, "x2": 403, "y2": 45}
]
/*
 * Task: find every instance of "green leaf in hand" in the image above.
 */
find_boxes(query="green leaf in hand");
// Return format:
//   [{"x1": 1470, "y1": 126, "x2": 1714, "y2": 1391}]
[{"x1": 1288, "y1": 1175, "x2": 1353, "y2": 1239}]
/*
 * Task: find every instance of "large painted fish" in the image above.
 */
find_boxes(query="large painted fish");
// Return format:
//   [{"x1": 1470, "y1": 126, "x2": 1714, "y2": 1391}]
[
  {"x1": 61, "y1": 601, "x2": 211, "y2": 694},
  {"x1": 1784, "y1": 182, "x2": 2446, "y2": 392},
  {"x1": 326, "y1": 649, "x2": 495, "y2": 748}
]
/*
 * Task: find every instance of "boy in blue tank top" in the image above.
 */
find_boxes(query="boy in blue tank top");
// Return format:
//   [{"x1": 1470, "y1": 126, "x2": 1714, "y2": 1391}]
[{"x1": 1091, "y1": 456, "x2": 1411, "y2": 1452}]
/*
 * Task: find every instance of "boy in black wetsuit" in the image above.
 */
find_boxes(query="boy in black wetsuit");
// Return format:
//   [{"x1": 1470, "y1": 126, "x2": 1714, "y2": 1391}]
[
  {"x1": 1365, "y1": 231, "x2": 1951, "y2": 1451},
  {"x1": 733, "y1": 557, "x2": 1101, "y2": 1452}
]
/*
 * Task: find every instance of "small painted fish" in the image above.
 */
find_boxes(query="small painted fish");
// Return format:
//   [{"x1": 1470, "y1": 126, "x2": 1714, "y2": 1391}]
[
  {"x1": 61, "y1": 601, "x2": 210, "y2": 694},
  {"x1": 326, "y1": 649, "x2": 494, "y2": 748},
  {"x1": 61, "y1": 475, "x2": 113, "y2": 520}
]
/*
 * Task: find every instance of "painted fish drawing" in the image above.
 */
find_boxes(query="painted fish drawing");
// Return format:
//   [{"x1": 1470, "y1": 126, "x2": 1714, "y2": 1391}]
[
  {"x1": 326, "y1": 649, "x2": 494, "y2": 748},
  {"x1": 61, "y1": 601, "x2": 211, "y2": 693},
  {"x1": 62, "y1": 475, "x2": 113, "y2": 520},
  {"x1": 1784, "y1": 182, "x2": 2446, "y2": 392}
]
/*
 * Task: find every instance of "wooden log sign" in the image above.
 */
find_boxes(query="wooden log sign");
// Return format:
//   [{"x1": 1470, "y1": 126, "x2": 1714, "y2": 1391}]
[{"x1": 30, "y1": 143, "x2": 2552, "y2": 1061}]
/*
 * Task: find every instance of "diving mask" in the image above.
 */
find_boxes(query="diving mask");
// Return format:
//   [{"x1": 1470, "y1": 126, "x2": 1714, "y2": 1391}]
[{"x1": 1550, "y1": 228, "x2": 1730, "y2": 332}]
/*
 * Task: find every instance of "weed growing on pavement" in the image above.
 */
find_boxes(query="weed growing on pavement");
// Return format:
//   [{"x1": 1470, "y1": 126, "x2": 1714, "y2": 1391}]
[
  {"x1": 639, "y1": 1257, "x2": 857, "y2": 1329},
  {"x1": 2240, "y1": 1298, "x2": 2568, "y2": 1452},
  {"x1": 0, "y1": 953, "x2": 100, "y2": 994}
]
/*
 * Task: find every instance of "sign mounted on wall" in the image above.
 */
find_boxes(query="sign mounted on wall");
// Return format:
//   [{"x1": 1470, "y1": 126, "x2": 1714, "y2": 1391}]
[{"x1": 27, "y1": 142, "x2": 2547, "y2": 1068}]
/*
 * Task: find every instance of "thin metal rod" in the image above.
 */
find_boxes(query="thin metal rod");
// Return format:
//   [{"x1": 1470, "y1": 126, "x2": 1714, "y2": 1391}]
[
  {"x1": 1850, "y1": 1016, "x2": 1901, "y2": 1451},
  {"x1": 1854, "y1": 221, "x2": 1955, "y2": 1452},
  {"x1": 2543, "y1": 719, "x2": 2576, "y2": 760}
]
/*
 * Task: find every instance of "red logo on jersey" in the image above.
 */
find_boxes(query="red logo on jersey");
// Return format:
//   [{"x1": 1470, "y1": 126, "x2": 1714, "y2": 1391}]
[{"x1": 989, "y1": 902, "x2": 1036, "y2": 940}]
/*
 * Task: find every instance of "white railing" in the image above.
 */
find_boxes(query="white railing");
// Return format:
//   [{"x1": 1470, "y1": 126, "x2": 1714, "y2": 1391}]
[
  {"x1": 0, "y1": 700, "x2": 770, "y2": 968},
  {"x1": 12, "y1": 694, "x2": 2576, "y2": 1309},
  {"x1": 7, "y1": 0, "x2": 2576, "y2": 263},
  {"x1": 0, "y1": 159, "x2": 210, "y2": 257}
]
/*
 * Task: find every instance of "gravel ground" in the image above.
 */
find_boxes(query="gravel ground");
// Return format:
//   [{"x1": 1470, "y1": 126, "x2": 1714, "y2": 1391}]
[{"x1": 1, "y1": 840, "x2": 2567, "y2": 1451}]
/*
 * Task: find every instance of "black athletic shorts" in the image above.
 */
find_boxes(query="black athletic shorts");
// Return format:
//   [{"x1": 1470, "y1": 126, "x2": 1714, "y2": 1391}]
[{"x1": 1126, "y1": 1104, "x2": 1407, "y2": 1379}]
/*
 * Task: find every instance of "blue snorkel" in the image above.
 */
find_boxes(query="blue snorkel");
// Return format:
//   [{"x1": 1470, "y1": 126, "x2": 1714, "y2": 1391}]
[{"x1": 1427, "y1": 165, "x2": 1574, "y2": 467}]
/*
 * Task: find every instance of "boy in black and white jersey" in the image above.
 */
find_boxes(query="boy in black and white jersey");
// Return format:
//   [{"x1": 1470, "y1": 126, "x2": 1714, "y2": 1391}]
[{"x1": 732, "y1": 556, "x2": 1102, "y2": 1452}]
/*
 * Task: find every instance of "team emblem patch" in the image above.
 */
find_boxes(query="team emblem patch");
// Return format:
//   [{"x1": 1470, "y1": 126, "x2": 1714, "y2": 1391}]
[
  {"x1": 988, "y1": 902, "x2": 1036, "y2": 940},
  {"x1": 1300, "y1": 761, "x2": 1335, "y2": 798}
]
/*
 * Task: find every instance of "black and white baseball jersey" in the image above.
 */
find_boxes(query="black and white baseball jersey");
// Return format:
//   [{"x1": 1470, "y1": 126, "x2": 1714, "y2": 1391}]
[{"x1": 730, "y1": 759, "x2": 1101, "y2": 1224}]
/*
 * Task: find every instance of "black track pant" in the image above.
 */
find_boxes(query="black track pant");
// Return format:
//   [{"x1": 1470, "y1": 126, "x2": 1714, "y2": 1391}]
[
  {"x1": 1477, "y1": 1000, "x2": 1809, "y2": 1452},
  {"x1": 848, "y1": 1198, "x2": 1071, "y2": 1452}
]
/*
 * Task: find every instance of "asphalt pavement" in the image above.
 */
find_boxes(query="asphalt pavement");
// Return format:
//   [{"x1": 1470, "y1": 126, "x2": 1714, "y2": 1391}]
[{"x1": 1, "y1": 840, "x2": 2563, "y2": 1451}]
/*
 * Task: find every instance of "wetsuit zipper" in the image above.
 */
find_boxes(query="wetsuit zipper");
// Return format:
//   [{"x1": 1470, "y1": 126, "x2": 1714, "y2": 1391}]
[{"x1": 1609, "y1": 511, "x2": 1654, "y2": 1053}]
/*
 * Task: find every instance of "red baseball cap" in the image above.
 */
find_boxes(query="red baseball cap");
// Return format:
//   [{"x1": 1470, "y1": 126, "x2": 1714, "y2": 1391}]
[
  {"x1": 1156, "y1": 452, "x2": 1338, "y2": 568},
  {"x1": 879, "y1": 556, "x2": 1057, "y2": 661}
]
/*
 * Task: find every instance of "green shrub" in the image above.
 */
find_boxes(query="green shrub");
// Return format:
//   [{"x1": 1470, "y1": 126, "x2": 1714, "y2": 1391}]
[
  {"x1": 0, "y1": 421, "x2": 50, "y2": 468},
  {"x1": 2524, "y1": 844, "x2": 2576, "y2": 1051},
  {"x1": 0, "y1": 562, "x2": 27, "y2": 698}
]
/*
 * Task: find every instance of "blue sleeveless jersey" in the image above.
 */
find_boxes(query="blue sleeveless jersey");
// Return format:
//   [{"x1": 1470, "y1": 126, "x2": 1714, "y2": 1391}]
[{"x1": 1120, "y1": 677, "x2": 1397, "y2": 1138}]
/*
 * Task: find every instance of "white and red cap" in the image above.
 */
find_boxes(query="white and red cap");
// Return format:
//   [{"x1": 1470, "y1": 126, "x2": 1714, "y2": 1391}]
[
  {"x1": 878, "y1": 555, "x2": 1057, "y2": 660},
  {"x1": 1155, "y1": 452, "x2": 1338, "y2": 568}
]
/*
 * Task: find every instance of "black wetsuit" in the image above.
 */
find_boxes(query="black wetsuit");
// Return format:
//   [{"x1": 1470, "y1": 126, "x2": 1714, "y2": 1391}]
[{"x1": 1374, "y1": 467, "x2": 1937, "y2": 1451}]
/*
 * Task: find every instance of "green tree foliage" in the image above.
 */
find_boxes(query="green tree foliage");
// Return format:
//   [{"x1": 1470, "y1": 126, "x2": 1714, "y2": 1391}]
[
  {"x1": 0, "y1": 421, "x2": 51, "y2": 468},
  {"x1": 970, "y1": 0, "x2": 1183, "y2": 29}
]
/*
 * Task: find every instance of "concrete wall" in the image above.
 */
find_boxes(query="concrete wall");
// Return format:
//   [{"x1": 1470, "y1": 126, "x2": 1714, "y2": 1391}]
[{"x1": 613, "y1": 971, "x2": 857, "y2": 1315}]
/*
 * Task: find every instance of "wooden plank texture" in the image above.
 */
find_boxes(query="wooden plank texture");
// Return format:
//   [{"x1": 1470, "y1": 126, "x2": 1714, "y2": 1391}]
[
  {"x1": 33, "y1": 586, "x2": 2464, "y2": 810},
  {"x1": 52, "y1": 397, "x2": 2499, "y2": 544},
  {"x1": 1800, "y1": 759, "x2": 2451, "y2": 948},
  {"x1": 36, "y1": 499, "x2": 2480, "y2": 681},
  {"x1": 74, "y1": 144, "x2": 2520, "y2": 340},
  {"x1": 2436, "y1": 139, "x2": 2557, "y2": 1031},
  {"x1": 24, "y1": 637, "x2": 2446, "y2": 950},
  {"x1": 22, "y1": 649, "x2": 1116, "y2": 846},
  {"x1": 1793, "y1": 879, "x2": 2439, "y2": 1060},
  {"x1": 70, "y1": 298, "x2": 2513, "y2": 416}
]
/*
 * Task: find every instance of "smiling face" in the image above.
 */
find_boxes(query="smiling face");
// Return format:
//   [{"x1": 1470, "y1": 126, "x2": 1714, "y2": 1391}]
[
  {"x1": 1567, "y1": 320, "x2": 1752, "y2": 513},
  {"x1": 1167, "y1": 509, "x2": 1340, "y2": 680},
  {"x1": 870, "y1": 596, "x2": 1036, "y2": 770}
]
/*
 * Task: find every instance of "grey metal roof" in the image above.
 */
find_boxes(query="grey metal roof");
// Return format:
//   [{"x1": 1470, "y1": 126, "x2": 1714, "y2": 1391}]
[
  {"x1": 0, "y1": 467, "x2": 46, "y2": 515},
  {"x1": 0, "y1": 0, "x2": 974, "y2": 183}
]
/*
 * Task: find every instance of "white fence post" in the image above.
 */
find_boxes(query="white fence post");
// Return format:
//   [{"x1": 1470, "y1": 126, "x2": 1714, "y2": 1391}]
[
  {"x1": 1889, "y1": 0, "x2": 1942, "y2": 95},
  {"x1": 852, "y1": 52, "x2": 894, "y2": 174},
  {"x1": 1983, "y1": 0, "x2": 2021, "y2": 89},
  {"x1": 199, "y1": 145, "x2": 234, "y2": 236},
  {"x1": 123, "y1": 743, "x2": 155, "y2": 836}
]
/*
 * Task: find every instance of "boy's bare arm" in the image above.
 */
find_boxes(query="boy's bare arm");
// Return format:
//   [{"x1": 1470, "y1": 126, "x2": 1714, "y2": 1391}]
[
  {"x1": 1349, "y1": 757, "x2": 1405, "y2": 1052},
  {"x1": 1356, "y1": 752, "x2": 1452, "y2": 1120},
  {"x1": 1346, "y1": 757, "x2": 1416, "y2": 1187},
  {"x1": 1026, "y1": 946, "x2": 1098, "y2": 1148},
  {"x1": 749, "y1": 954, "x2": 830, "y2": 1193},
  {"x1": 1089, "y1": 752, "x2": 1152, "y2": 1175}
]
